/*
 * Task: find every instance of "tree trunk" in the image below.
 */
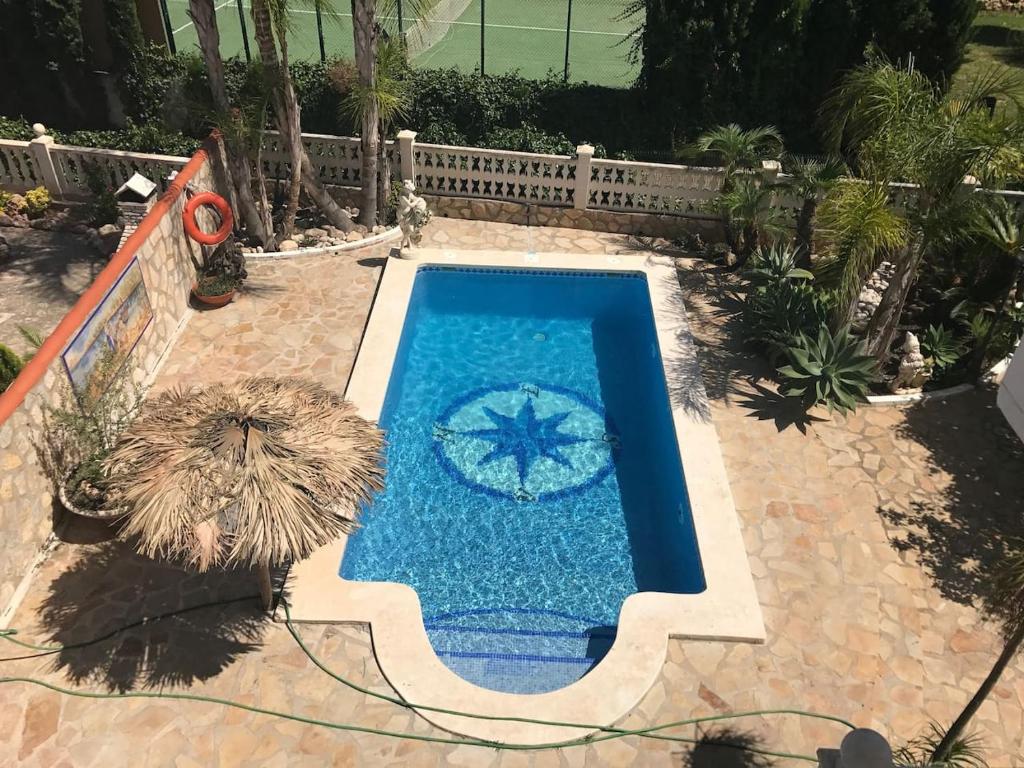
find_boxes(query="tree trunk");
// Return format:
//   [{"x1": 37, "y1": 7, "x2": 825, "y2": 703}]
[
  {"x1": 251, "y1": 0, "x2": 353, "y2": 236},
  {"x1": 795, "y1": 197, "x2": 816, "y2": 268},
  {"x1": 353, "y1": 0, "x2": 380, "y2": 227},
  {"x1": 189, "y1": 0, "x2": 270, "y2": 247},
  {"x1": 256, "y1": 561, "x2": 273, "y2": 611},
  {"x1": 377, "y1": 120, "x2": 389, "y2": 222},
  {"x1": 933, "y1": 621, "x2": 1024, "y2": 764},
  {"x1": 865, "y1": 236, "x2": 925, "y2": 364}
]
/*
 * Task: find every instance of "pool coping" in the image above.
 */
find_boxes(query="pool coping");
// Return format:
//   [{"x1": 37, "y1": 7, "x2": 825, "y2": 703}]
[{"x1": 287, "y1": 248, "x2": 765, "y2": 745}]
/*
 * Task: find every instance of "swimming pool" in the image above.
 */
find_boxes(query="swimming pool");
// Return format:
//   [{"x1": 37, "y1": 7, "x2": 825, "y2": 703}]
[{"x1": 340, "y1": 266, "x2": 706, "y2": 694}]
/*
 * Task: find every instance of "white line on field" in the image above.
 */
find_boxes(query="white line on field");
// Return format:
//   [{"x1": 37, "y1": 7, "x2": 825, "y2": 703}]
[
  {"x1": 165, "y1": 0, "x2": 633, "y2": 38},
  {"x1": 172, "y1": 0, "x2": 234, "y2": 34}
]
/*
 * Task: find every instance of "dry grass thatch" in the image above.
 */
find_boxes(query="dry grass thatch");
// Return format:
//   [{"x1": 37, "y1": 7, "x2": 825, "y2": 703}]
[{"x1": 105, "y1": 377, "x2": 385, "y2": 571}]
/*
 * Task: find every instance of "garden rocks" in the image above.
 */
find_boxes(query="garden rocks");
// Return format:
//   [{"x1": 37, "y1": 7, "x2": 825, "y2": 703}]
[
  {"x1": 982, "y1": 0, "x2": 1024, "y2": 11},
  {"x1": 304, "y1": 227, "x2": 328, "y2": 241},
  {"x1": 0, "y1": 234, "x2": 8, "y2": 263},
  {"x1": 345, "y1": 231, "x2": 364, "y2": 243},
  {"x1": 852, "y1": 261, "x2": 896, "y2": 332},
  {"x1": 279, "y1": 239, "x2": 299, "y2": 251}
]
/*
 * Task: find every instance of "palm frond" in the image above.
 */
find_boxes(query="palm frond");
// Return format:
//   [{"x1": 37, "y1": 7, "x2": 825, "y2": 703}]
[{"x1": 105, "y1": 378, "x2": 385, "y2": 570}]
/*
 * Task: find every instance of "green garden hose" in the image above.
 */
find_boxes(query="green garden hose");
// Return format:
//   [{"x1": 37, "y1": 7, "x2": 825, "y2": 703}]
[{"x1": 0, "y1": 593, "x2": 850, "y2": 762}]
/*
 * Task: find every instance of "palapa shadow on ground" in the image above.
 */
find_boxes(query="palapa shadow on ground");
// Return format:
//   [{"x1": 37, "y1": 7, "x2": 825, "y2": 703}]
[
  {"x1": 27, "y1": 539, "x2": 266, "y2": 692},
  {"x1": 677, "y1": 726, "x2": 776, "y2": 768},
  {"x1": 877, "y1": 386, "x2": 1024, "y2": 611}
]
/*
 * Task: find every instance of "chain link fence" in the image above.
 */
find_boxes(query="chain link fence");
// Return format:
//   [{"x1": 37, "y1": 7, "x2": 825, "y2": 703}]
[{"x1": 161, "y1": 0, "x2": 640, "y2": 87}]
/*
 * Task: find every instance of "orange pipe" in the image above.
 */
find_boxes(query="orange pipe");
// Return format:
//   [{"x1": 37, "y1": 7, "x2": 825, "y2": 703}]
[{"x1": 0, "y1": 146, "x2": 211, "y2": 427}]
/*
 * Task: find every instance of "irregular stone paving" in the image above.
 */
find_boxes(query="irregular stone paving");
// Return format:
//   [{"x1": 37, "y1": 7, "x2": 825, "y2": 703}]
[
  {"x1": 0, "y1": 228, "x2": 106, "y2": 356},
  {"x1": 2, "y1": 218, "x2": 1024, "y2": 766}
]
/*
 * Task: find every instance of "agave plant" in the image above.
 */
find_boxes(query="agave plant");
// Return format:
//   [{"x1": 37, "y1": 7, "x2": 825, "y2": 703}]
[
  {"x1": 920, "y1": 324, "x2": 966, "y2": 372},
  {"x1": 745, "y1": 242, "x2": 815, "y2": 286},
  {"x1": 778, "y1": 326, "x2": 877, "y2": 414},
  {"x1": 105, "y1": 377, "x2": 385, "y2": 609}
]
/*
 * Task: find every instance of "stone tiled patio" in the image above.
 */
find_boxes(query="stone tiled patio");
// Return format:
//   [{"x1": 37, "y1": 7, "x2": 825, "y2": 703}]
[{"x1": 2, "y1": 218, "x2": 1024, "y2": 766}]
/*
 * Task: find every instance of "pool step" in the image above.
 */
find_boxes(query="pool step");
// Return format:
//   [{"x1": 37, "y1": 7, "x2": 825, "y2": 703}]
[{"x1": 423, "y1": 608, "x2": 616, "y2": 694}]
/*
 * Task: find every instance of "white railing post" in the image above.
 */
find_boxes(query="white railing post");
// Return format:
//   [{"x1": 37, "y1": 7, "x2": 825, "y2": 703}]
[
  {"x1": 397, "y1": 129, "x2": 417, "y2": 184},
  {"x1": 574, "y1": 144, "x2": 594, "y2": 210},
  {"x1": 761, "y1": 158, "x2": 781, "y2": 184},
  {"x1": 28, "y1": 123, "x2": 63, "y2": 198}
]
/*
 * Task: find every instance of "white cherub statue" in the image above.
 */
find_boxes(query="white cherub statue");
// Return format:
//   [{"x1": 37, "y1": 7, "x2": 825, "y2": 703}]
[
  {"x1": 888, "y1": 331, "x2": 930, "y2": 393},
  {"x1": 397, "y1": 179, "x2": 431, "y2": 250}
]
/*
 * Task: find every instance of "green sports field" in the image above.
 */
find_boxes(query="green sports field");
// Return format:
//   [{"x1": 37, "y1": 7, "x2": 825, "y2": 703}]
[{"x1": 164, "y1": 0, "x2": 639, "y2": 87}]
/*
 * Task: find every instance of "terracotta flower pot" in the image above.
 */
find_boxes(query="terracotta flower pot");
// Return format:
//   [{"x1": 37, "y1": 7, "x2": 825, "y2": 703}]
[{"x1": 191, "y1": 282, "x2": 236, "y2": 308}]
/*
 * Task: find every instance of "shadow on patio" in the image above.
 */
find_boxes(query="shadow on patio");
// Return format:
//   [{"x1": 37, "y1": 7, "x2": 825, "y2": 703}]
[
  {"x1": 877, "y1": 386, "x2": 1024, "y2": 608},
  {"x1": 677, "y1": 726, "x2": 776, "y2": 767},
  {"x1": 23, "y1": 539, "x2": 266, "y2": 692}
]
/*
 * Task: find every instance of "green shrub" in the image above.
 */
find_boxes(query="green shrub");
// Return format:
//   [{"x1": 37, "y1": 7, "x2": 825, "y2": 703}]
[
  {"x1": 0, "y1": 344, "x2": 24, "y2": 392},
  {"x1": 742, "y1": 279, "x2": 832, "y2": 362},
  {"x1": 0, "y1": 115, "x2": 34, "y2": 141},
  {"x1": 84, "y1": 163, "x2": 120, "y2": 226},
  {"x1": 921, "y1": 323, "x2": 965, "y2": 371},
  {"x1": 24, "y1": 187, "x2": 51, "y2": 218},
  {"x1": 778, "y1": 326, "x2": 877, "y2": 414},
  {"x1": 741, "y1": 242, "x2": 829, "y2": 361}
]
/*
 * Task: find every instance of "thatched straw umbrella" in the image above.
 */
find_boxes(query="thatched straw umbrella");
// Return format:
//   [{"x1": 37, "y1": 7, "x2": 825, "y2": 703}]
[{"x1": 104, "y1": 377, "x2": 385, "y2": 609}]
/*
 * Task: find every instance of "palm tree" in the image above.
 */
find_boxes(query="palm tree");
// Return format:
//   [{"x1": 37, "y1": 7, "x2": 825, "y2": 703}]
[
  {"x1": 341, "y1": 37, "x2": 411, "y2": 221},
  {"x1": 815, "y1": 180, "x2": 908, "y2": 328},
  {"x1": 782, "y1": 154, "x2": 846, "y2": 266},
  {"x1": 820, "y1": 57, "x2": 1024, "y2": 364},
  {"x1": 714, "y1": 177, "x2": 788, "y2": 266},
  {"x1": 188, "y1": 0, "x2": 271, "y2": 247},
  {"x1": 249, "y1": 0, "x2": 355, "y2": 236},
  {"x1": 105, "y1": 378, "x2": 385, "y2": 610},
  {"x1": 349, "y1": 0, "x2": 433, "y2": 226},
  {"x1": 931, "y1": 547, "x2": 1024, "y2": 764},
  {"x1": 695, "y1": 123, "x2": 783, "y2": 191}
]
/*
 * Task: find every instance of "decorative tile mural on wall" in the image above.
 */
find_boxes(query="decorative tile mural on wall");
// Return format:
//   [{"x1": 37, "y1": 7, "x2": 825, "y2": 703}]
[{"x1": 62, "y1": 259, "x2": 153, "y2": 399}]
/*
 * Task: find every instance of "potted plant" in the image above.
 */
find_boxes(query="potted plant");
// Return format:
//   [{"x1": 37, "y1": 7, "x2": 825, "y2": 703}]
[
  {"x1": 191, "y1": 238, "x2": 247, "y2": 308},
  {"x1": 40, "y1": 355, "x2": 143, "y2": 519}
]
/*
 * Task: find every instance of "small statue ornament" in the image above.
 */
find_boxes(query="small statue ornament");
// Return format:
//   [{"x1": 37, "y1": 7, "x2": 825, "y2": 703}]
[
  {"x1": 397, "y1": 180, "x2": 431, "y2": 250},
  {"x1": 889, "y1": 331, "x2": 930, "y2": 393}
]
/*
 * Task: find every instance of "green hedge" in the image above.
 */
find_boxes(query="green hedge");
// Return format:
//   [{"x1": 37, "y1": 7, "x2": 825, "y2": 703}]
[{"x1": 0, "y1": 54, "x2": 626, "y2": 159}]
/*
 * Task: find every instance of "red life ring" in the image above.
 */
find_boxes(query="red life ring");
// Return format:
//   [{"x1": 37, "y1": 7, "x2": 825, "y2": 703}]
[{"x1": 183, "y1": 191, "x2": 233, "y2": 246}]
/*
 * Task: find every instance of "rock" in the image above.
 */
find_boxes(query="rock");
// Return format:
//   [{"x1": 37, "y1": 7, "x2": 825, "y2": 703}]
[
  {"x1": 345, "y1": 231, "x2": 363, "y2": 243},
  {"x1": 97, "y1": 223, "x2": 122, "y2": 253},
  {"x1": 325, "y1": 225, "x2": 342, "y2": 238},
  {"x1": 279, "y1": 239, "x2": 299, "y2": 252},
  {"x1": 98, "y1": 223, "x2": 120, "y2": 237},
  {"x1": 4, "y1": 193, "x2": 26, "y2": 214},
  {"x1": 305, "y1": 227, "x2": 328, "y2": 240},
  {"x1": 0, "y1": 213, "x2": 13, "y2": 227},
  {"x1": 0, "y1": 235, "x2": 8, "y2": 262},
  {"x1": 256, "y1": 246, "x2": 264, "y2": 253}
]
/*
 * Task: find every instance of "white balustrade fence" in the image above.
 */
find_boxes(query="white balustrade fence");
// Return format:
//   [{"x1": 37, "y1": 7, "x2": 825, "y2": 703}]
[
  {"x1": 0, "y1": 140, "x2": 40, "y2": 192},
  {"x1": 49, "y1": 146, "x2": 189, "y2": 198},
  {"x1": 7, "y1": 125, "x2": 1024, "y2": 226}
]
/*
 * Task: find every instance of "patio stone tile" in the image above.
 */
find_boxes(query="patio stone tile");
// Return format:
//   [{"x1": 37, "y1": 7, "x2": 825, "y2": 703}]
[{"x1": 2, "y1": 220, "x2": 1024, "y2": 765}]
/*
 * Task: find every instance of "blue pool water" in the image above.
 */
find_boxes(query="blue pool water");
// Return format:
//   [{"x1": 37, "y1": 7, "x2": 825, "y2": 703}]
[{"x1": 341, "y1": 267, "x2": 705, "y2": 693}]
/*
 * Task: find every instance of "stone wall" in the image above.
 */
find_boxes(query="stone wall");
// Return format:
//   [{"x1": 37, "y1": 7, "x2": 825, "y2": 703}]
[
  {"x1": 423, "y1": 196, "x2": 726, "y2": 241},
  {"x1": 0, "y1": 152, "x2": 217, "y2": 625}
]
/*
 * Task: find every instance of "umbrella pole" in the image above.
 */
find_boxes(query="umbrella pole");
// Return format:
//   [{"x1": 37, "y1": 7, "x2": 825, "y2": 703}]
[{"x1": 256, "y1": 562, "x2": 273, "y2": 611}]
